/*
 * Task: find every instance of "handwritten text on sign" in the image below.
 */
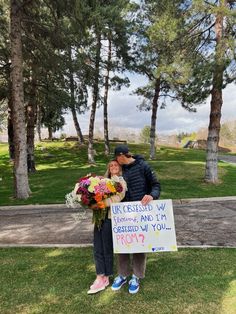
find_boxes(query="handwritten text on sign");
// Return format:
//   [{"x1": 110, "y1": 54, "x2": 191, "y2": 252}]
[{"x1": 111, "y1": 199, "x2": 177, "y2": 253}]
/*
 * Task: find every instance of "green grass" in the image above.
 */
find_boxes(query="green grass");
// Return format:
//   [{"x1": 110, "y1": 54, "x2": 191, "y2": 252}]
[
  {"x1": 0, "y1": 247, "x2": 235, "y2": 314},
  {"x1": 0, "y1": 141, "x2": 236, "y2": 205},
  {"x1": 1, "y1": 144, "x2": 236, "y2": 314}
]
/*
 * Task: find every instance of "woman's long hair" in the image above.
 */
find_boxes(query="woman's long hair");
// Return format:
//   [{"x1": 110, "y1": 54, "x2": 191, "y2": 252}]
[{"x1": 104, "y1": 160, "x2": 122, "y2": 178}]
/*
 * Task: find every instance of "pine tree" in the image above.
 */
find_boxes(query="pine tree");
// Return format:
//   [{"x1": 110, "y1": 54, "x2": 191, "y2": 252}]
[
  {"x1": 133, "y1": 0, "x2": 198, "y2": 159},
  {"x1": 10, "y1": 0, "x2": 30, "y2": 199},
  {"x1": 204, "y1": 0, "x2": 236, "y2": 182}
]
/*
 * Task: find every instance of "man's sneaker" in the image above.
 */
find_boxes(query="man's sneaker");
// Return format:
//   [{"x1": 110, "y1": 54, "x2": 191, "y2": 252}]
[
  {"x1": 87, "y1": 277, "x2": 108, "y2": 294},
  {"x1": 111, "y1": 275, "x2": 127, "y2": 291},
  {"x1": 128, "y1": 275, "x2": 139, "y2": 294}
]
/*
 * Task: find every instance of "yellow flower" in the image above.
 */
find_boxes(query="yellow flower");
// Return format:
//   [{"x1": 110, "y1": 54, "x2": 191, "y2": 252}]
[
  {"x1": 88, "y1": 177, "x2": 100, "y2": 193},
  {"x1": 106, "y1": 181, "x2": 116, "y2": 193}
]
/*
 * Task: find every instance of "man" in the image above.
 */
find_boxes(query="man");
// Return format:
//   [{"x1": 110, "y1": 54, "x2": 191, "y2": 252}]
[{"x1": 111, "y1": 144, "x2": 161, "y2": 294}]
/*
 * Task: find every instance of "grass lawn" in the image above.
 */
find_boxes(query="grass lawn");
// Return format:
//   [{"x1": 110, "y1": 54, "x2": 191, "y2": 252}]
[
  {"x1": 1, "y1": 144, "x2": 236, "y2": 314},
  {"x1": 0, "y1": 141, "x2": 236, "y2": 206},
  {"x1": 0, "y1": 247, "x2": 235, "y2": 314}
]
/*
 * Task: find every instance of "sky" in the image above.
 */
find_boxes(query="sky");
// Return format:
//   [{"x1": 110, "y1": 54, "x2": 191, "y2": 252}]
[{"x1": 62, "y1": 73, "x2": 236, "y2": 137}]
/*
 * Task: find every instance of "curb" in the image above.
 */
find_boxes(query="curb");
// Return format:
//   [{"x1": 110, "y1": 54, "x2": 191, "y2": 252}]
[
  {"x1": 0, "y1": 204, "x2": 68, "y2": 211},
  {"x1": 1, "y1": 196, "x2": 236, "y2": 210},
  {"x1": 173, "y1": 196, "x2": 236, "y2": 204},
  {"x1": 0, "y1": 244, "x2": 235, "y2": 249},
  {"x1": 0, "y1": 243, "x2": 92, "y2": 248}
]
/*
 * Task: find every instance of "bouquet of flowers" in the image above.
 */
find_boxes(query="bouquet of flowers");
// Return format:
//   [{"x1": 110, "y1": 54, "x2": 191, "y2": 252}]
[{"x1": 66, "y1": 174, "x2": 123, "y2": 228}]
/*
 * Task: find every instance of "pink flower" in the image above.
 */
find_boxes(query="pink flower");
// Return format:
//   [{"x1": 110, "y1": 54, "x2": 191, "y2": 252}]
[{"x1": 94, "y1": 181, "x2": 110, "y2": 195}]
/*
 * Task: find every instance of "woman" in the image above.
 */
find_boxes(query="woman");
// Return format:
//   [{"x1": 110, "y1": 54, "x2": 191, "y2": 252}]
[{"x1": 88, "y1": 160, "x2": 127, "y2": 294}]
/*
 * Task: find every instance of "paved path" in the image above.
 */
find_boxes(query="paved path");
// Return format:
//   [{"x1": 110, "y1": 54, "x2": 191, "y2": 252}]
[
  {"x1": 0, "y1": 197, "x2": 236, "y2": 248},
  {"x1": 218, "y1": 154, "x2": 236, "y2": 165},
  {"x1": 174, "y1": 197, "x2": 236, "y2": 247}
]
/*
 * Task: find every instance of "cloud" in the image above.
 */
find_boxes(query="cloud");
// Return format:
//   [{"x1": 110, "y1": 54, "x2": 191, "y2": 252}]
[{"x1": 62, "y1": 74, "x2": 236, "y2": 136}]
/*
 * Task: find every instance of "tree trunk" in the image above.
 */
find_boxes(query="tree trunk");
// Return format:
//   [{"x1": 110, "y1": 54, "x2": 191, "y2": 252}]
[
  {"x1": 205, "y1": 2, "x2": 225, "y2": 183},
  {"x1": 7, "y1": 94, "x2": 14, "y2": 160},
  {"x1": 103, "y1": 36, "x2": 112, "y2": 156},
  {"x1": 10, "y1": 0, "x2": 30, "y2": 199},
  {"x1": 26, "y1": 74, "x2": 37, "y2": 173},
  {"x1": 88, "y1": 32, "x2": 101, "y2": 163},
  {"x1": 68, "y1": 47, "x2": 84, "y2": 144},
  {"x1": 71, "y1": 106, "x2": 84, "y2": 144},
  {"x1": 150, "y1": 78, "x2": 161, "y2": 160},
  {"x1": 36, "y1": 103, "x2": 42, "y2": 141},
  {"x1": 48, "y1": 126, "x2": 53, "y2": 140}
]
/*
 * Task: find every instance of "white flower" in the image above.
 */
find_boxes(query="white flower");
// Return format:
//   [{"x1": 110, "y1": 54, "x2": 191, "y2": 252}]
[{"x1": 65, "y1": 192, "x2": 80, "y2": 208}]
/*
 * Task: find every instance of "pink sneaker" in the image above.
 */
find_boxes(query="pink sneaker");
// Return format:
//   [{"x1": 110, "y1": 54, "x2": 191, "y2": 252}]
[
  {"x1": 89, "y1": 277, "x2": 109, "y2": 289},
  {"x1": 87, "y1": 277, "x2": 108, "y2": 294},
  {"x1": 103, "y1": 277, "x2": 109, "y2": 287}
]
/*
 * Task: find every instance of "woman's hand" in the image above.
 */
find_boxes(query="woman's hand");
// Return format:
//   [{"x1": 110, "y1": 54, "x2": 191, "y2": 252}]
[
  {"x1": 90, "y1": 201, "x2": 105, "y2": 210},
  {"x1": 90, "y1": 203, "x2": 99, "y2": 210}
]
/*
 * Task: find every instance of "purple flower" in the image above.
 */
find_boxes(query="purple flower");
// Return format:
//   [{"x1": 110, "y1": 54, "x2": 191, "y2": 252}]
[
  {"x1": 115, "y1": 182, "x2": 123, "y2": 193},
  {"x1": 81, "y1": 194, "x2": 90, "y2": 205},
  {"x1": 77, "y1": 186, "x2": 89, "y2": 195}
]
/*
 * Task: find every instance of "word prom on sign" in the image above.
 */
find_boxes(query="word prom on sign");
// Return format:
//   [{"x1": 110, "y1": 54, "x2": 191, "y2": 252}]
[{"x1": 111, "y1": 200, "x2": 177, "y2": 254}]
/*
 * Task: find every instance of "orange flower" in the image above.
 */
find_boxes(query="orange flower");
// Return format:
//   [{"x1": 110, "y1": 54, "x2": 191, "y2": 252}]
[
  {"x1": 94, "y1": 193, "x2": 103, "y2": 202},
  {"x1": 97, "y1": 201, "x2": 105, "y2": 209}
]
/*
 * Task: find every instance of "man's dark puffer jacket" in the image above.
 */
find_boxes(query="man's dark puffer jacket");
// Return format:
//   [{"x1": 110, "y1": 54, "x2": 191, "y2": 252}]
[{"x1": 122, "y1": 155, "x2": 161, "y2": 202}]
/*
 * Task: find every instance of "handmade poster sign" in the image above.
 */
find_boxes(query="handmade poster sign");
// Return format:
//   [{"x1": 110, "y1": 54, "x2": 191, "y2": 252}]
[{"x1": 111, "y1": 199, "x2": 177, "y2": 253}]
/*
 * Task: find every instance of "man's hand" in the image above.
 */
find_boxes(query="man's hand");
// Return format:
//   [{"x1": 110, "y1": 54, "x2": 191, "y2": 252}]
[{"x1": 141, "y1": 195, "x2": 153, "y2": 206}]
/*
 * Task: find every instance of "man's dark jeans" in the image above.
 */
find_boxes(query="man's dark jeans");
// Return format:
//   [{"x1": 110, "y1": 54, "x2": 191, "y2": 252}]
[{"x1": 93, "y1": 218, "x2": 113, "y2": 276}]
